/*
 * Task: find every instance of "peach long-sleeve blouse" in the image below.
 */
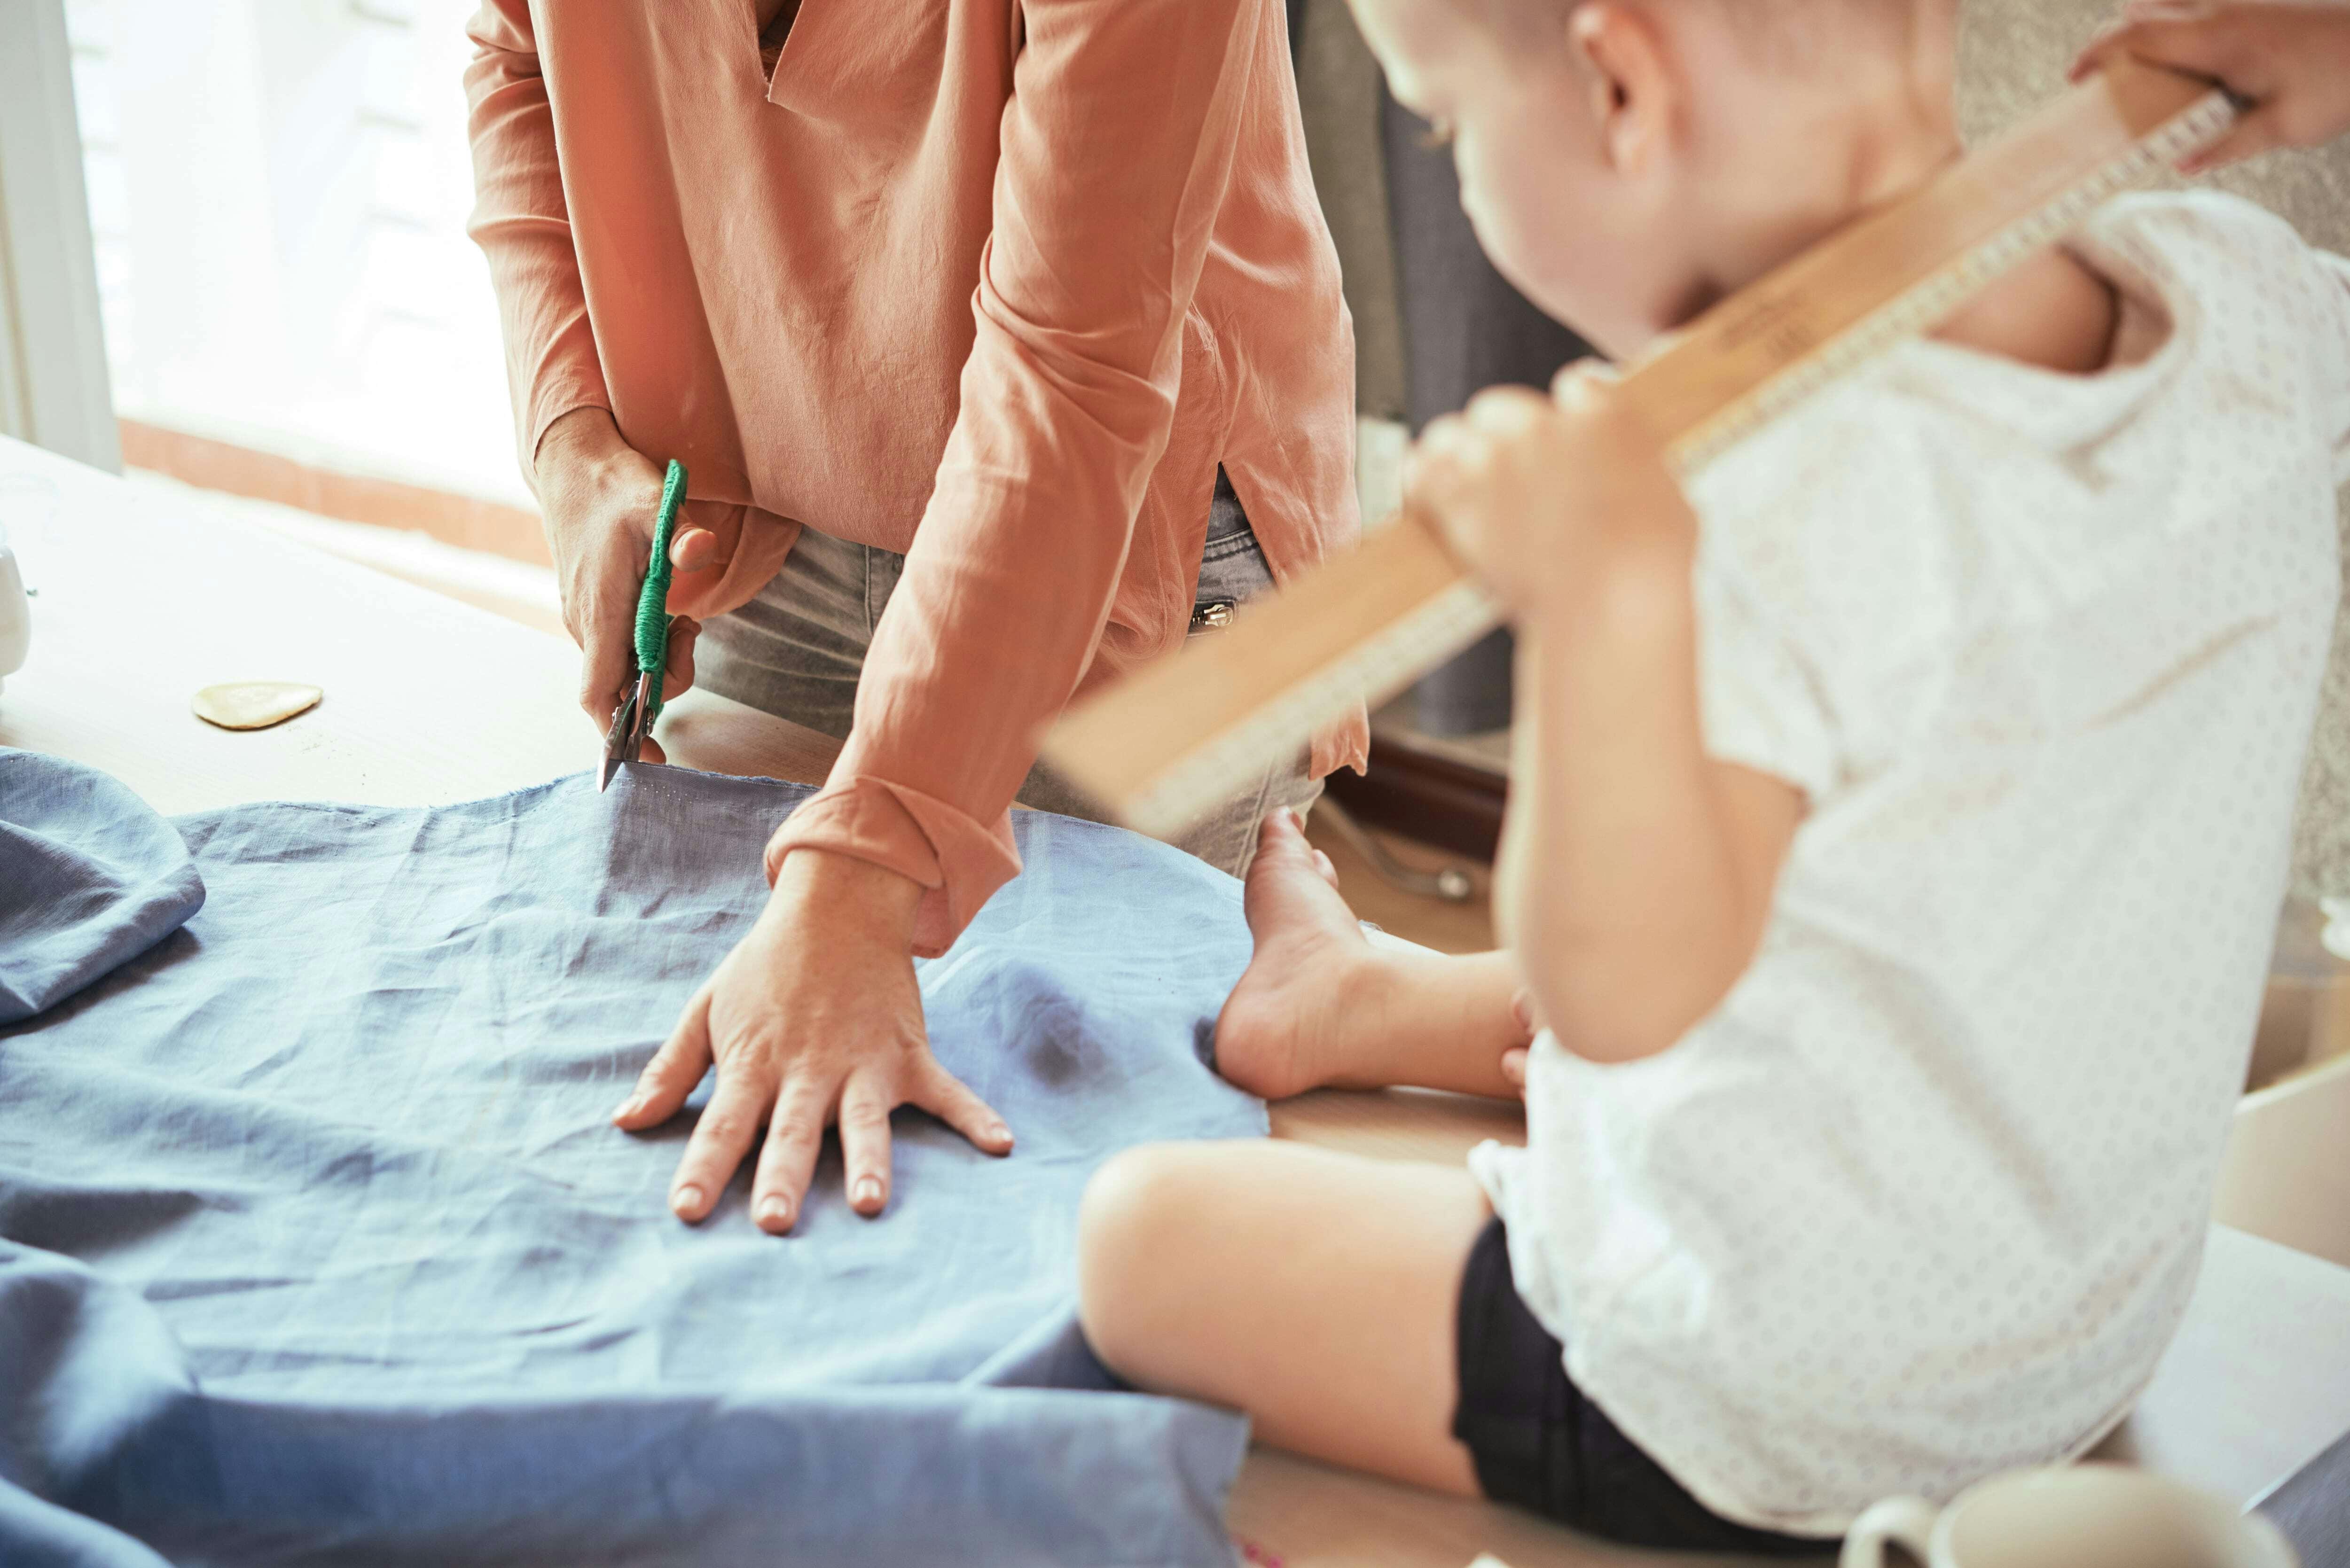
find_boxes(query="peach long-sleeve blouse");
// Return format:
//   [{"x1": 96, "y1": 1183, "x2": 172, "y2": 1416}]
[{"x1": 464, "y1": 0, "x2": 1364, "y2": 955}]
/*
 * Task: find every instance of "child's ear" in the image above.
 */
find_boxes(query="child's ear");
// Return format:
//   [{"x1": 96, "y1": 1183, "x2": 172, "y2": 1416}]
[{"x1": 1567, "y1": 3, "x2": 1675, "y2": 177}]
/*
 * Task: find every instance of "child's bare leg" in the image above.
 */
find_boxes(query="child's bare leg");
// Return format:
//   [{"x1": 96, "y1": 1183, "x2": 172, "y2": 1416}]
[
  {"x1": 1078, "y1": 1138, "x2": 1490, "y2": 1495},
  {"x1": 1215, "y1": 810, "x2": 1528, "y2": 1100}
]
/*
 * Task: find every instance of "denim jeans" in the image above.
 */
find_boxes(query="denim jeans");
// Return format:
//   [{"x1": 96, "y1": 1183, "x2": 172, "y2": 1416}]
[{"x1": 698, "y1": 470, "x2": 1320, "y2": 877}]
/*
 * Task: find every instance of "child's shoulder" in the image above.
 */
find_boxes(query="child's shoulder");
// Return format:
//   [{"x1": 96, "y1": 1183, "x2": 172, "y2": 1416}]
[
  {"x1": 2074, "y1": 190, "x2": 2350, "y2": 507},
  {"x1": 2082, "y1": 187, "x2": 2327, "y2": 281},
  {"x1": 1690, "y1": 187, "x2": 2347, "y2": 569},
  {"x1": 1682, "y1": 186, "x2": 2345, "y2": 754},
  {"x1": 2076, "y1": 189, "x2": 2350, "y2": 353}
]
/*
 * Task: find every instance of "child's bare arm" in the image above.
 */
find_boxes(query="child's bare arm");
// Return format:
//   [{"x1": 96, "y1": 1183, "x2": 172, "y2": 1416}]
[
  {"x1": 1407, "y1": 368, "x2": 1802, "y2": 1065},
  {"x1": 2073, "y1": 1, "x2": 2350, "y2": 171}
]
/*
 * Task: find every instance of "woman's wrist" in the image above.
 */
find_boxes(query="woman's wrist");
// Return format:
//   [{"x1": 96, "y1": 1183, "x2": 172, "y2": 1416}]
[
  {"x1": 765, "y1": 846, "x2": 927, "y2": 947},
  {"x1": 533, "y1": 405, "x2": 625, "y2": 490}
]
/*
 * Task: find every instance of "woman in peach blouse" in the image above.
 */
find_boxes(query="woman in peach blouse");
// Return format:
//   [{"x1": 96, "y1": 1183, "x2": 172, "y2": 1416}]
[{"x1": 464, "y1": 0, "x2": 1362, "y2": 1233}]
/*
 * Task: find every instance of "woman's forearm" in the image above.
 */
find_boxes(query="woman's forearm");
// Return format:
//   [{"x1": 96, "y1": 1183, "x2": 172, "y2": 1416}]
[{"x1": 463, "y1": 2, "x2": 612, "y2": 474}]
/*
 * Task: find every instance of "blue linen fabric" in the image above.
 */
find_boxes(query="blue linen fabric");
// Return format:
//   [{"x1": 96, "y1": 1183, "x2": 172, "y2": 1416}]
[
  {"x1": 0, "y1": 750, "x2": 204, "y2": 1022},
  {"x1": 0, "y1": 757, "x2": 1266, "y2": 1567}
]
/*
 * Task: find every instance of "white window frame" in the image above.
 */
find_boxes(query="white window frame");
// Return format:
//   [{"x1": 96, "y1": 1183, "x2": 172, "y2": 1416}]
[{"x1": 0, "y1": 0, "x2": 118, "y2": 471}]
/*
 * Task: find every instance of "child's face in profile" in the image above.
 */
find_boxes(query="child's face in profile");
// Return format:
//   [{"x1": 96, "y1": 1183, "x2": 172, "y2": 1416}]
[{"x1": 1349, "y1": 0, "x2": 1695, "y2": 358}]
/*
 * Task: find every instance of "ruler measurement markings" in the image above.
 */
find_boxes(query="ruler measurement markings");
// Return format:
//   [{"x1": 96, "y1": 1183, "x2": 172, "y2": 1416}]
[{"x1": 1048, "y1": 73, "x2": 2235, "y2": 835}]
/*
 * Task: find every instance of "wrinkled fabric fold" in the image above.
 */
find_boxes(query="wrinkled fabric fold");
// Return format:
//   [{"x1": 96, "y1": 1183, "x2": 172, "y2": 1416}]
[
  {"x1": 0, "y1": 760, "x2": 1266, "y2": 1565},
  {"x1": 0, "y1": 750, "x2": 204, "y2": 1024}
]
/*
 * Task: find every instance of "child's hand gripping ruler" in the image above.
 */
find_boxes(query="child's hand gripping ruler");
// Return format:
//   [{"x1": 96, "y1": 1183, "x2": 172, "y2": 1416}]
[{"x1": 1039, "y1": 62, "x2": 2238, "y2": 838}]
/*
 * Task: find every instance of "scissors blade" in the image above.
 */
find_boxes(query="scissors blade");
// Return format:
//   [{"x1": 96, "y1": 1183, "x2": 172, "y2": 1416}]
[{"x1": 598, "y1": 690, "x2": 640, "y2": 793}]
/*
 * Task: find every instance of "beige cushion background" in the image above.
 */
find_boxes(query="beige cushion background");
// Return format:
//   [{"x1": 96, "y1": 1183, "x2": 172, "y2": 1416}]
[{"x1": 1295, "y1": 0, "x2": 2350, "y2": 897}]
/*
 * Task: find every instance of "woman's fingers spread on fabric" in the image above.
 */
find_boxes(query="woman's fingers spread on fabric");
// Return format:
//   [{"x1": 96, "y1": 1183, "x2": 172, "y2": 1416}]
[
  {"x1": 836, "y1": 1076, "x2": 897, "y2": 1217},
  {"x1": 616, "y1": 985, "x2": 714, "y2": 1126},
  {"x1": 669, "y1": 1075, "x2": 771, "y2": 1223},
  {"x1": 911, "y1": 1060, "x2": 1014, "y2": 1157},
  {"x1": 1500, "y1": 1048, "x2": 1528, "y2": 1092},
  {"x1": 751, "y1": 1079, "x2": 832, "y2": 1234}
]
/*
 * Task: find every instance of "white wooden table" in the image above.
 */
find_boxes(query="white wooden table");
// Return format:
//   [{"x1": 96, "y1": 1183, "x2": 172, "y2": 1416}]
[{"x1": 4, "y1": 434, "x2": 2345, "y2": 1567}]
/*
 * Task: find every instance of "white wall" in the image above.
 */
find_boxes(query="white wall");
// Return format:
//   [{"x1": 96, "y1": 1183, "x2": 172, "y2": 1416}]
[
  {"x1": 70, "y1": 0, "x2": 526, "y2": 505},
  {"x1": 0, "y1": 0, "x2": 119, "y2": 470}
]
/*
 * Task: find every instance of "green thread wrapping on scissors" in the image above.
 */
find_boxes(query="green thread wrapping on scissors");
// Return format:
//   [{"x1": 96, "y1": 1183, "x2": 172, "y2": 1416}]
[{"x1": 633, "y1": 459, "x2": 688, "y2": 720}]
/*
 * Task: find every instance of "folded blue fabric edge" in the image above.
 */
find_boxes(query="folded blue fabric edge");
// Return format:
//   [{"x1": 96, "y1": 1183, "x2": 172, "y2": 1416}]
[
  {"x1": 0, "y1": 750, "x2": 205, "y2": 1024},
  {"x1": 0, "y1": 755, "x2": 1263, "y2": 1567}
]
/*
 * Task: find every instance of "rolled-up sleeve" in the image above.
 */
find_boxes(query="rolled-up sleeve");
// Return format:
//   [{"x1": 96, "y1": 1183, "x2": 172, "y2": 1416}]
[
  {"x1": 764, "y1": 0, "x2": 1268, "y2": 955},
  {"x1": 462, "y1": 0, "x2": 610, "y2": 478}
]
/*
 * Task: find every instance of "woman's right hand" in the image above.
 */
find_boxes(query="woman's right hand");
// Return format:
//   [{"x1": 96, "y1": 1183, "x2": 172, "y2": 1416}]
[
  {"x1": 2073, "y1": 1, "x2": 2350, "y2": 172},
  {"x1": 533, "y1": 407, "x2": 719, "y2": 760}
]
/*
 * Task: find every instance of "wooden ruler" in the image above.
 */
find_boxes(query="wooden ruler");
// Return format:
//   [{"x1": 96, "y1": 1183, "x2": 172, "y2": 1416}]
[{"x1": 1042, "y1": 62, "x2": 2237, "y2": 837}]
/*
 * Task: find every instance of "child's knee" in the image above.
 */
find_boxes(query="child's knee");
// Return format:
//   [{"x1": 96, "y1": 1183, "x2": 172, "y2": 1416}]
[{"x1": 1076, "y1": 1143, "x2": 1217, "y2": 1372}]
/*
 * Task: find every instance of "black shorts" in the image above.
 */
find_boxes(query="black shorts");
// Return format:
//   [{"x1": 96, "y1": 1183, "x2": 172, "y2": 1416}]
[{"x1": 1451, "y1": 1217, "x2": 1828, "y2": 1556}]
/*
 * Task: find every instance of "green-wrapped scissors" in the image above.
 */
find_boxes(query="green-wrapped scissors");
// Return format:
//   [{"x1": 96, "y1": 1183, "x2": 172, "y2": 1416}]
[{"x1": 597, "y1": 458, "x2": 687, "y2": 792}]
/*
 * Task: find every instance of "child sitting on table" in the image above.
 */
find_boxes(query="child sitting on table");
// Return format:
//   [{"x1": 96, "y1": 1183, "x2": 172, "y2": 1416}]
[{"x1": 1075, "y1": 0, "x2": 2350, "y2": 1551}]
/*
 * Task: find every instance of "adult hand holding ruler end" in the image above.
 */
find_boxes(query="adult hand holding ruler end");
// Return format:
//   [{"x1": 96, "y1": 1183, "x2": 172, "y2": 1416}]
[{"x1": 1040, "y1": 61, "x2": 2238, "y2": 839}]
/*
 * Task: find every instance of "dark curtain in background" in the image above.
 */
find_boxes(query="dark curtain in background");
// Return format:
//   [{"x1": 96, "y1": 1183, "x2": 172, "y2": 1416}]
[{"x1": 1379, "y1": 90, "x2": 1593, "y2": 737}]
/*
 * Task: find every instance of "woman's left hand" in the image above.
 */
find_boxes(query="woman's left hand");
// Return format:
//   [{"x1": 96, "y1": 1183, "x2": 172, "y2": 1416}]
[{"x1": 1402, "y1": 362, "x2": 1695, "y2": 623}]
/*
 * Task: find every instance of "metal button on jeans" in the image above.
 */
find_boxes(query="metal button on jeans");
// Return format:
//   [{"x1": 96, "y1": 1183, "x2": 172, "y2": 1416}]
[{"x1": 1191, "y1": 599, "x2": 1237, "y2": 633}]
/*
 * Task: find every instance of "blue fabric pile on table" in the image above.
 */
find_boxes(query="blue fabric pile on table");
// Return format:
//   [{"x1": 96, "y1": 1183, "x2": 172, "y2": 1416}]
[{"x1": 0, "y1": 749, "x2": 1264, "y2": 1567}]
